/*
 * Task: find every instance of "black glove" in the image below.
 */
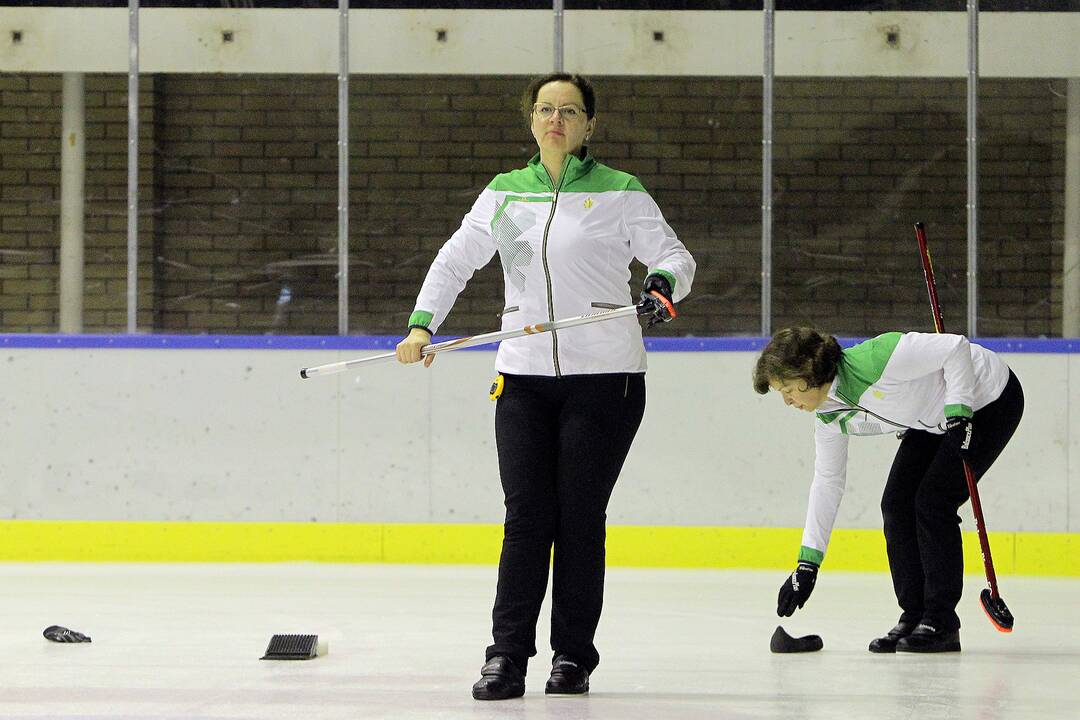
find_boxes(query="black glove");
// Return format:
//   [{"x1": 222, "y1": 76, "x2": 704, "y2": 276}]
[
  {"x1": 637, "y1": 273, "x2": 676, "y2": 328},
  {"x1": 945, "y1": 416, "x2": 974, "y2": 461},
  {"x1": 777, "y1": 561, "x2": 818, "y2": 617}
]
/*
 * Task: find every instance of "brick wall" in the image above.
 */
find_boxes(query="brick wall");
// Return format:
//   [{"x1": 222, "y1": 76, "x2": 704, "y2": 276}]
[
  {"x1": 153, "y1": 75, "x2": 340, "y2": 333},
  {"x1": 0, "y1": 74, "x2": 156, "y2": 333},
  {"x1": 771, "y1": 78, "x2": 1066, "y2": 337},
  {"x1": 0, "y1": 73, "x2": 1066, "y2": 337}
]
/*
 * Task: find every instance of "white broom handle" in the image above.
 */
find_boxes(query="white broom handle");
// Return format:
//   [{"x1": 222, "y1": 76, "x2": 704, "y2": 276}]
[{"x1": 300, "y1": 304, "x2": 640, "y2": 378}]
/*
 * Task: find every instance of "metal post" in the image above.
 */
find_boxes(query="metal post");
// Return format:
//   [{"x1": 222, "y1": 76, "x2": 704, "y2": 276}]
[
  {"x1": 762, "y1": 0, "x2": 775, "y2": 337},
  {"x1": 553, "y1": 0, "x2": 564, "y2": 72},
  {"x1": 966, "y1": 0, "x2": 979, "y2": 337},
  {"x1": 60, "y1": 72, "x2": 85, "y2": 333},
  {"x1": 338, "y1": 0, "x2": 349, "y2": 335},
  {"x1": 1065, "y1": 78, "x2": 1080, "y2": 337},
  {"x1": 127, "y1": 0, "x2": 139, "y2": 333}
]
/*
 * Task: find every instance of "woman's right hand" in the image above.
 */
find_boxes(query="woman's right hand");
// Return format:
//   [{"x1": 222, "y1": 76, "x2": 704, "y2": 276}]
[
  {"x1": 396, "y1": 327, "x2": 434, "y2": 367},
  {"x1": 777, "y1": 561, "x2": 818, "y2": 617}
]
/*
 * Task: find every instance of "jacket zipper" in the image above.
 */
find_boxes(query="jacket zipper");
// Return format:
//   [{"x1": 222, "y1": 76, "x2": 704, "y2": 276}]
[
  {"x1": 834, "y1": 389, "x2": 911, "y2": 431},
  {"x1": 540, "y1": 155, "x2": 571, "y2": 377}
]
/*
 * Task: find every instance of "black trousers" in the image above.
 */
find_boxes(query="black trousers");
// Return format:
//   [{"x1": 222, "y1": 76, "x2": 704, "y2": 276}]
[
  {"x1": 486, "y1": 372, "x2": 646, "y2": 675},
  {"x1": 881, "y1": 370, "x2": 1024, "y2": 632}
]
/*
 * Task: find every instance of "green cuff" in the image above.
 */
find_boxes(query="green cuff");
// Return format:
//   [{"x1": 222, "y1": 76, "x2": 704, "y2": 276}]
[
  {"x1": 944, "y1": 403, "x2": 973, "y2": 418},
  {"x1": 798, "y1": 546, "x2": 824, "y2": 566},
  {"x1": 647, "y1": 268, "x2": 677, "y2": 295},
  {"x1": 407, "y1": 310, "x2": 434, "y2": 331}
]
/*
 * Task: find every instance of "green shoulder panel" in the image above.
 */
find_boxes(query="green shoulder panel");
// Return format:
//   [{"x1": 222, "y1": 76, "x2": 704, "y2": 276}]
[
  {"x1": 835, "y1": 332, "x2": 903, "y2": 405},
  {"x1": 487, "y1": 167, "x2": 551, "y2": 193},
  {"x1": 562, "y1": 161, "x2": 645, "y2": 194}
]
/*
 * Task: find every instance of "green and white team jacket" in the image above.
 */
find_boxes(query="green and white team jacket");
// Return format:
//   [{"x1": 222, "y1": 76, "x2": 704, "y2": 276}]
[
  {"x1": 409, "y1": 152, "x2": 695, "y2": 376},
  {"x1": 798, "y1": 332, "x2": 1011, "y2": 565}
]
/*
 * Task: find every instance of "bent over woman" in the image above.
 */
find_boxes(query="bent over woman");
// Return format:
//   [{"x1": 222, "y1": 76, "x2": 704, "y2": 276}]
[{"x1": 753, "y1": 328, "x2": 1023, "y2": 653}]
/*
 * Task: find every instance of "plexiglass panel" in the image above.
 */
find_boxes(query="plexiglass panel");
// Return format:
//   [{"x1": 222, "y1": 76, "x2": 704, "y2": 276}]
[
  {"x1": 0, "y1": 72, "x2": 59, "y2": 333},
  {"x1": 976, "y1": 78, "x2": 1067, "y2": 338},
  {"x1": 602, "y1": 77, "x2": 762, "y2": 337},
  {"x1": 0, "y1": 73, "x2": 156, "y2": 333},
  {"x1": 152, "y1": 74, "x2": 338, "y2": 334},
  {"x1": 3, "y1": 4, "x2": 1076, "y2": 337},
  {"x1": 772, "y1": 77, "x2": 967, "y2": 337},
  {"x1": 347, "y1": 76, "x2": 521, "y2": 337}
]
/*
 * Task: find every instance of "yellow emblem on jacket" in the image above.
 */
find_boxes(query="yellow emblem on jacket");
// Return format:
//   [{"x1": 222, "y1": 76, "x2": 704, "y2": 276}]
[
  {"x1": 584, "y1": 198, "x2": 593, "y2": 209},
  {"x1": 873, "y1": 390, "x2": 886, "y2": 399}
]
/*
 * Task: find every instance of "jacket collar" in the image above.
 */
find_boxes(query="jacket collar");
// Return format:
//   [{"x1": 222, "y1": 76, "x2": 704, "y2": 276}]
[{"x1": 528, "y1": 150, "x2": 595, "y2": 190}]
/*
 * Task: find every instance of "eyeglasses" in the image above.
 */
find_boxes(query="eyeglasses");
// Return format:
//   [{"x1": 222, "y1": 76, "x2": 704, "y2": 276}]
[{"x1": 532, "y1": 103, "x2": 585, "y2": 121}]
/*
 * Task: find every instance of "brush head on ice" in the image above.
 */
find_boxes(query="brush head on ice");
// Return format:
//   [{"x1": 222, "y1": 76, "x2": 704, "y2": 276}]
[
  {"x1": 770, "y1": 625, "x2": 823, "y2": 653},
  {"x1": 260, "y1": 634, "x2": 325, "y2": 660}
]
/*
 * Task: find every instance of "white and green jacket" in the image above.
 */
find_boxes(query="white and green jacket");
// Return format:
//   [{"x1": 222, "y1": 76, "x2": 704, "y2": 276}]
[
  {"x1": 798, "y1": 332, "x2": 1011, "y2": 565},
  {"x1": 409, "y1": 152, "x2": 695, "y2": 376}
]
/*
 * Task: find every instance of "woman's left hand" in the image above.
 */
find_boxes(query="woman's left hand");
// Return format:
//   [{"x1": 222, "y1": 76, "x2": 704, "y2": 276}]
[{"x1": 637, "y1": 274, "x2": 676, "y2": 327}]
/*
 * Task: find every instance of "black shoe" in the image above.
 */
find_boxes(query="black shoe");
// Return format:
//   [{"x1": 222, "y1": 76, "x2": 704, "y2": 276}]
[
  {"x1": 472, "y1": 656, "x2": 525, "y2": 701},
  {"x1": 868, "y1": 621, "x2": 917, "y2": 653},
  {"x1": 545, "y1": 654, "x2": 589, "y2": 695},
  {"x1": 895, "y1": 623, "x2": 961, "y2": 653}
]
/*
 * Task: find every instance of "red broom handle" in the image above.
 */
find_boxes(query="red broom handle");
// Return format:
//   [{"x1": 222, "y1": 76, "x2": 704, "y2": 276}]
[{"x1": 914, "y1": 222, "x2": 1001, "y2": 601}]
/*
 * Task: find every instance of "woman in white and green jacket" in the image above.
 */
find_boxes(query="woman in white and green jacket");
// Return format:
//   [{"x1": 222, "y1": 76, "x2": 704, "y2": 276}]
[
  {"x1": 396, "y1": 73, "x2": 695, "y2": 700},
  {"x1": 753, "y1": 327, "x2": 1023, "y2": 653}
]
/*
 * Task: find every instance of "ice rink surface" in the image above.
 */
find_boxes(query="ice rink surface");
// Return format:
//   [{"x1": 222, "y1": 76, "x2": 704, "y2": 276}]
[{"x1": 0, "y1": 563, "x2": 1076, "y2": 720}]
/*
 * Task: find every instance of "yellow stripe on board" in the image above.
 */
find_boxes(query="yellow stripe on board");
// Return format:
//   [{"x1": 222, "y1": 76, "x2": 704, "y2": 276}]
[{"x1": 0, "y1": 521, "x2": 1077, "y2": 576}]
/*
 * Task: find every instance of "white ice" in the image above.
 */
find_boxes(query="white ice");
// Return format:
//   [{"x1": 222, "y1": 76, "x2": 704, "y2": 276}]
[{"x1": 1, "y1": 563, "x2": 1077, "y2": 720}]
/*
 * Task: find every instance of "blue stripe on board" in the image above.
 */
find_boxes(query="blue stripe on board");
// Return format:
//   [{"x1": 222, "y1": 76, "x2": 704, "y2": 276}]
[
  {"x1": 1, "y1": 334, "x2": 1078, "y2": 353},
  {"x1": 644, "y1": 337, "x2": 770, "y2": 352},
  {"x1": 0, "y1": 334, "x2": 400, "y2": 350}
]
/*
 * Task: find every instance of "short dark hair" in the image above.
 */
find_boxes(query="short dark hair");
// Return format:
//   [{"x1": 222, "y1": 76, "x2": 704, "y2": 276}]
[
  {"x1": 752, "y1": 327, "x2": 843, "y2": 395},
  {"x1": 521, "y1": 73, "x2": 596, "y2": 126}
]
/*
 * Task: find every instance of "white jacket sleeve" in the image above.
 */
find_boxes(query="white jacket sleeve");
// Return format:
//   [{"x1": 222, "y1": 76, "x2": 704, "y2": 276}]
[
  {"x1": 885, "y1": 333, "x2": 976, "y2": 417},
  {"x1": 799, "y1": 425, "x2": 850, "y2": 565},
  {"x1": 411, "y1": 189, "x2": 498, "y2": 333},
  {"x1": 622, "y1": 191, "x2": 695, "y2": 302}
]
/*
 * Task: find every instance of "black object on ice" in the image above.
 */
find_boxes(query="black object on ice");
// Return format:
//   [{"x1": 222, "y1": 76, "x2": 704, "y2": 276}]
[
  {"x1": 43, "y1": 625, "x2": 91, "y2": 643},
  {"x1": 261, "y1": 634, "x2": 319, "y2": 660},
  {"x1": 770, "y1": 625, "x2": 823, "y2": 653}
]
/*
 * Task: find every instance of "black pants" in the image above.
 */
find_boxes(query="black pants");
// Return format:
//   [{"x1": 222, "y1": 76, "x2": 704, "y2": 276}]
[
  {"x1": 486, "y1": 372, "x2": 646, "y2": 675},
  {"x1": 881, "y1": 370, "x2": 1024, "y2": 632}
]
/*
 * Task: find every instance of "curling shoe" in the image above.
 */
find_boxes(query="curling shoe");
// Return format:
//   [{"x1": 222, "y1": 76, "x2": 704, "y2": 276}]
[
  {"x1": 545, "y1": 654, "x2": 589, "y2": 695},
  {"x1": 471, "y1": 656, "x2": 525, "y2": 701},
  {"x1": 868, "y1": 621, "x2": 917, "y2": 653},
  {"x1": 895, "y1": 623, "x2": 961, "y2": 653}
]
